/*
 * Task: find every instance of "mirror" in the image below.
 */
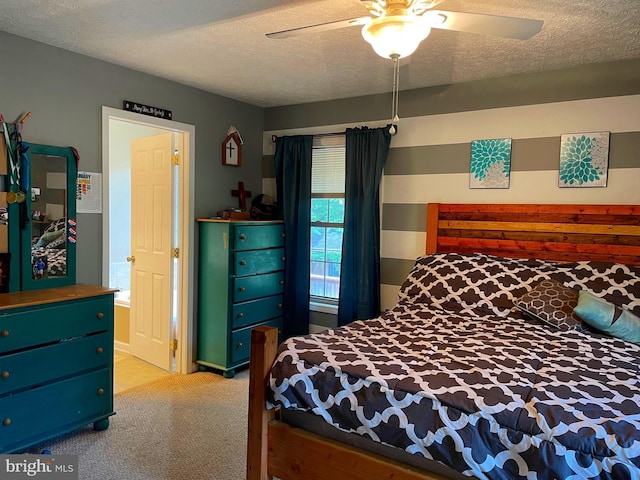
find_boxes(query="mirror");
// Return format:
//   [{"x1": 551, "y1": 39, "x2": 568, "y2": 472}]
[
  {"x1": 20, "y1": 144, "x2": 77, "y2": 290},
  {"x1": 30, "y1": 154, "x2": 67, "y2": 279}
]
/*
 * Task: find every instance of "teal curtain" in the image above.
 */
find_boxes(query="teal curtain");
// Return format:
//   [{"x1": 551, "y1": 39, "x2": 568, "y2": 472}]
[
  {"x1": 275, "y1": 135, "x2": 313, "y2": 338},
  {"x1": 338, "y1": 126, "x2": 392, "y2": 326}
]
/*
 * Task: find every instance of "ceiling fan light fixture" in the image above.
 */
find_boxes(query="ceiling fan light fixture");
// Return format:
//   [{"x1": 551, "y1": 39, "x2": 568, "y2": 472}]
[{"x1": 361, "y1": 15, "x2": 431, "y2": 59}]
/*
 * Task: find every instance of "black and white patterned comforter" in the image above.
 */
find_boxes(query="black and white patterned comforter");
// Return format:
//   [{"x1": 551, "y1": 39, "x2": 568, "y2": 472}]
[{"x1": 268, "y1": 254, "x2": 640, "y2": 479}]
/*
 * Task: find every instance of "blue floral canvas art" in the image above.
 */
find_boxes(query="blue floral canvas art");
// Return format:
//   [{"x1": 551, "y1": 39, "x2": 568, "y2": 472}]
[
  {"x1": 559, "y1": 132, "x2": 610, "y2": 187},
  {"x1": 469, "y1": 138, "x2": 511, "y2": 189}
]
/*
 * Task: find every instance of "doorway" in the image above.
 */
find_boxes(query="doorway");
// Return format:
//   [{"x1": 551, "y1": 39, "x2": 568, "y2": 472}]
[{"x1": 102, "y1": 106, "x2": 196, "y2": 374}]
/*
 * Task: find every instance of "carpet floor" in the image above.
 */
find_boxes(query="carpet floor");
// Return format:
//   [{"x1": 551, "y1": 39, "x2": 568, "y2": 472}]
[{"x1": 27, "y1": 371, "x2": 250, "y2": 480}]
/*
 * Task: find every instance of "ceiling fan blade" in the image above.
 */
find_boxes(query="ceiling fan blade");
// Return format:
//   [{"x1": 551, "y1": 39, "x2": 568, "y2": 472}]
[
  {"x1": 266, "y1": 16, "x2": 371, "y2": 39},
  {"x1": 426, "y1": 10, "x2": 543, "y2": 40},
  {"x1": 360, "y1": 0, "x2": 447, "y2": 16},
  {"x1": 408, "y1": 0, "x2": 448, "y2": 15}
]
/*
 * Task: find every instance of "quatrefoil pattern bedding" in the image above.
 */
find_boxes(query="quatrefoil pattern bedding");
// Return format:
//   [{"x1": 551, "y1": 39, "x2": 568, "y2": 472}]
[
  {"x1": 31, "y1": 217, "x2": 67, "y2": 277},
  {"x1": 397, "y1": 253, "x2": 640, "y2": 318},
  {"x1": 268, "y1": 254, "x2": 640, "y2": 479}
]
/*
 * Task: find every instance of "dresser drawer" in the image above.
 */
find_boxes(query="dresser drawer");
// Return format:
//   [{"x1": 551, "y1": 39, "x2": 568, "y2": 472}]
[
  {"x1": 231, "y1": 295, "x2": 283, "y2": 329},
  {"x1": 0, "y1": 332, "x2": 112, "y2": 396},
  {"x1": 230, "y1": 318, "x2": 283, "y2": 365},
  {"x1": 234, "y1": 248, "x2": 285, "y2": 276},
  {"x1": 0, "y1": 368, "x2": 112, "y2": 453},
  {"x1": 0, "y1": 296, "x2": 113, "y2": 354},
  {"x1": 233, "y1": 224, "x2": 284, "y2": 251},
  {"x1": 233, "y1": 271, "x2": 284, "y2": 303}
]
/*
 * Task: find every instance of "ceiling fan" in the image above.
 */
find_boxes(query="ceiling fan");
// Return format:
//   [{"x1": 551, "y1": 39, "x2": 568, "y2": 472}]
[
  {"x1": 267, "y1": 0, "x2": 543, "y2": 132},
  {"x1": 266, "y1": 0, "x2": 544, "y2": 59}
]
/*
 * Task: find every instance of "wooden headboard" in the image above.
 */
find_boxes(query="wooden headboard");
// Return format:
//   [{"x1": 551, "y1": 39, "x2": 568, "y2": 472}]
[{"x1": 426, "y1": 203, "x2": 640, "y2": 265}]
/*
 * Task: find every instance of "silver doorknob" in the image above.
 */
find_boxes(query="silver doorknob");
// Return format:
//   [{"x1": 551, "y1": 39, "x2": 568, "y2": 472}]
[{"x1": 127, "y1": 256, "x2": 135, "y2": 262}]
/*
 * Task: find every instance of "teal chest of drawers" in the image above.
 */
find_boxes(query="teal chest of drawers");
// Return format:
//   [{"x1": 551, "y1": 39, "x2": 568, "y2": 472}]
[
  {"x1": 0, "y1": 284, "x2": 116, "y2": 453},
  {"x1": 196, "y1": 219, "x2": 284, "y2": 378}
]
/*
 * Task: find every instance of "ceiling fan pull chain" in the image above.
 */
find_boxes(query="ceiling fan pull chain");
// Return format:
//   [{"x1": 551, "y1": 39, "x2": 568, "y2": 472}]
[
  {"x1": 393, "y1": 56, "x2": 400, "y2": 123},
  {"x1": 389, "y1": 54, "x2": 400, "y2": 134}
]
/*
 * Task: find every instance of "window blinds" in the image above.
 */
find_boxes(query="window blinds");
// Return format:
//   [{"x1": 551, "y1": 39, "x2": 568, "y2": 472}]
[{"x1": 311, "y1": 145, "x2": 345, "y2": 194}]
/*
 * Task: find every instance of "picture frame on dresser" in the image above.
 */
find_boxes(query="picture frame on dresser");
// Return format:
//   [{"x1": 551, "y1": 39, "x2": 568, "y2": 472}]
[{"x1": 0, "y1": 253, "x2": 9, "y2": 293}]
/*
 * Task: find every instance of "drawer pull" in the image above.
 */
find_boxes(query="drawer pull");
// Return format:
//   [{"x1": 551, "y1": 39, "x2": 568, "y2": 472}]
[
  {"x1": 281, "y1": 256, "x2": 286, "y2": 261},
  {"x1": 1, "y1": 371, "x2": 9, "y2": 379},
  {"x1": 279, "y1": 280, "x2": 284, "y2": 285},
  {"x1": 96, "y1": 312, "x2": 104, "y2": 319},
  {"x1": 237, "y1": 312, "x2": 244, "y2": 318},
  {"x1": 0, "y1": 330, "x2": 8, "y2": 337},
  {"x1": 281, "y1": 233, "x2": 285, "y2": 238},
  {"x1": 240, "y1": 260, "x2": 247, "y2": 266},
  {"x1": 277, "y1": 304, "x2": 283, "y2": 308},
  {"x1": 236, "y1": 342, "x2": 243, "y2": 349},
  {"x1": 96, "y1": 347, "x2": 104, "y2": 354},
  {"x1": 2, "y1": 418, "x2": 10, "y2": 426},
  {"x1": 239, "y1": 234, "x2": 246, "y2": 241},
  {"x1": 239, "y1": 287, "x2": 246, "y2": 292},
  {"x1": 97, "y1": 388, "x2": 105, "y2": 395}
]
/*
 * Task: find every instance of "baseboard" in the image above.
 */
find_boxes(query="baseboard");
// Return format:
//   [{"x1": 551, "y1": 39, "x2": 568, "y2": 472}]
[{"x1": 114, "y1": 340, "x2": 130, "y2": 353}]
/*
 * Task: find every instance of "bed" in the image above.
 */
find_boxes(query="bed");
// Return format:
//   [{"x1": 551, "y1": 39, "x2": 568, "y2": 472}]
[{"x1": 246, "y1": 203, "x2": 640, "y2": 480}]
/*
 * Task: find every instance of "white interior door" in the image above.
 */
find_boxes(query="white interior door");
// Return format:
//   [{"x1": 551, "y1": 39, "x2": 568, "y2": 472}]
[{"x1": 129, "y1": 133, "x2": 174, "y2": 371}]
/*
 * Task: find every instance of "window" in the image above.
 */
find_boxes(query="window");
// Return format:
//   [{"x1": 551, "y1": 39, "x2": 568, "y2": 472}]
[{"x1": 310, "y1": 137, "x2": 345, "y2": 301}]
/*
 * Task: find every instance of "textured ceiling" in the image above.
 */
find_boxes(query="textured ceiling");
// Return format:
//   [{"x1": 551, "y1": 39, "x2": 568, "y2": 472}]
[{"x1": 0, "y1": 0, "x2": 638, "y2": 108}]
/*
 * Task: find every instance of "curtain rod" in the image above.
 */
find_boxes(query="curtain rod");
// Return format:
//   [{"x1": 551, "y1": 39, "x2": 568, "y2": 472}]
[
  {"x1": 271, "y1": 131, "x2": 344, "y2": 142},
  {"x1": 271, "y1": 126, "x2": 397, "y2": 143}
]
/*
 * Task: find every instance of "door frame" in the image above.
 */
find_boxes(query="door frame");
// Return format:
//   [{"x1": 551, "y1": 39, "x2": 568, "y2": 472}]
[{"x1": 101, "y1": 106, "x2": 196, "y2": 374}]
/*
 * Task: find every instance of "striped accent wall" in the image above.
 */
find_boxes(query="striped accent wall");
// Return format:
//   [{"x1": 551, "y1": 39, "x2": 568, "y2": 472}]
[
  {"x1": 263, "y1": 65, "x2": 640, "y2": 326},
  {"x1": 378, "y1": 95, "x2": 640, "y2": 310}
]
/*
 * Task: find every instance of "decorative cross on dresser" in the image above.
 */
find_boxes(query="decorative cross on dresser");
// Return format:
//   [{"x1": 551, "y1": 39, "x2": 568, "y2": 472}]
[{"x1": 231, "y1": 181, "x2": 252, "y2": 211}]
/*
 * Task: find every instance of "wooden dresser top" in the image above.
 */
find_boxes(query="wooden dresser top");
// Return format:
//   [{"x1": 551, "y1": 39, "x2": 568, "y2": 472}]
[{"x1": 0, "y1": 284, "x2": 118, "y2": 310}]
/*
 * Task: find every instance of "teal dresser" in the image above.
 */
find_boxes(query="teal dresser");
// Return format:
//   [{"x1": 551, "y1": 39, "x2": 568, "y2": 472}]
[
  {"x1": 197, "y1": 219, "x2": 284, "y2": 378},
  {"x1": 0, "y1": 285, "x2": 116, "y2": 453}
]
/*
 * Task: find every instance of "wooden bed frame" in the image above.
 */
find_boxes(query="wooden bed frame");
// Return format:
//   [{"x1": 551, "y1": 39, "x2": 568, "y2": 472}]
[{"x1": 246, "y1": 203, "x2": 640, "y2": 480}]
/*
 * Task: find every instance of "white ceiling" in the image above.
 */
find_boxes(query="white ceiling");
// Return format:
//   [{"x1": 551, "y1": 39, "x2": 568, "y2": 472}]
[{"x1": 0, "y1": 0, "x2": 638, "y2": 108}]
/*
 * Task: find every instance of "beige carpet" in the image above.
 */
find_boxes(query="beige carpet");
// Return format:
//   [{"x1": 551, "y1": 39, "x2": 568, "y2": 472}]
[{"x1": 27, "y1": 371, "x2": 250, "y2": 480}]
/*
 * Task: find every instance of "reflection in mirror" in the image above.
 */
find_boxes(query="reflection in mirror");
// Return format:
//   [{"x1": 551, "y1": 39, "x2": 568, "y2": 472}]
[{"x1": 29, "y1": 154, "x2": 67, "y2": 280}]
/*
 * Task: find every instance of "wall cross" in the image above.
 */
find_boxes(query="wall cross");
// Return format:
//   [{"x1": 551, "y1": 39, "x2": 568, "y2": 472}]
[{"x1": 231, "y1": 181, "x2": 252, "y2": 211}]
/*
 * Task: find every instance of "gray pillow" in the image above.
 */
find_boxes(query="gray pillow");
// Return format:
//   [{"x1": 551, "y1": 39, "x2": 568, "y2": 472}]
[{"x1": 513, "y1": 278, "x2": 586, "y2": 331}]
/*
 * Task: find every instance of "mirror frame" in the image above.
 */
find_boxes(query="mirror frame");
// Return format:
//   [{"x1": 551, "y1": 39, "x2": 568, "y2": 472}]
[{"x1": 20, "y1": 143, "x2": 77, "y2": 291}]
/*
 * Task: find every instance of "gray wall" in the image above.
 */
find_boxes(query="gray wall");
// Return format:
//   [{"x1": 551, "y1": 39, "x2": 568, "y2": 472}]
[
  {"x1": 263, "y1": 58, "x2": 640, "y2": 328},
  {"x1": 0, "y1": 31, "x2": 264, "y2": 285},
  {"x1": 265, "y1": 59, "x2": 640, "y2": 130}
]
